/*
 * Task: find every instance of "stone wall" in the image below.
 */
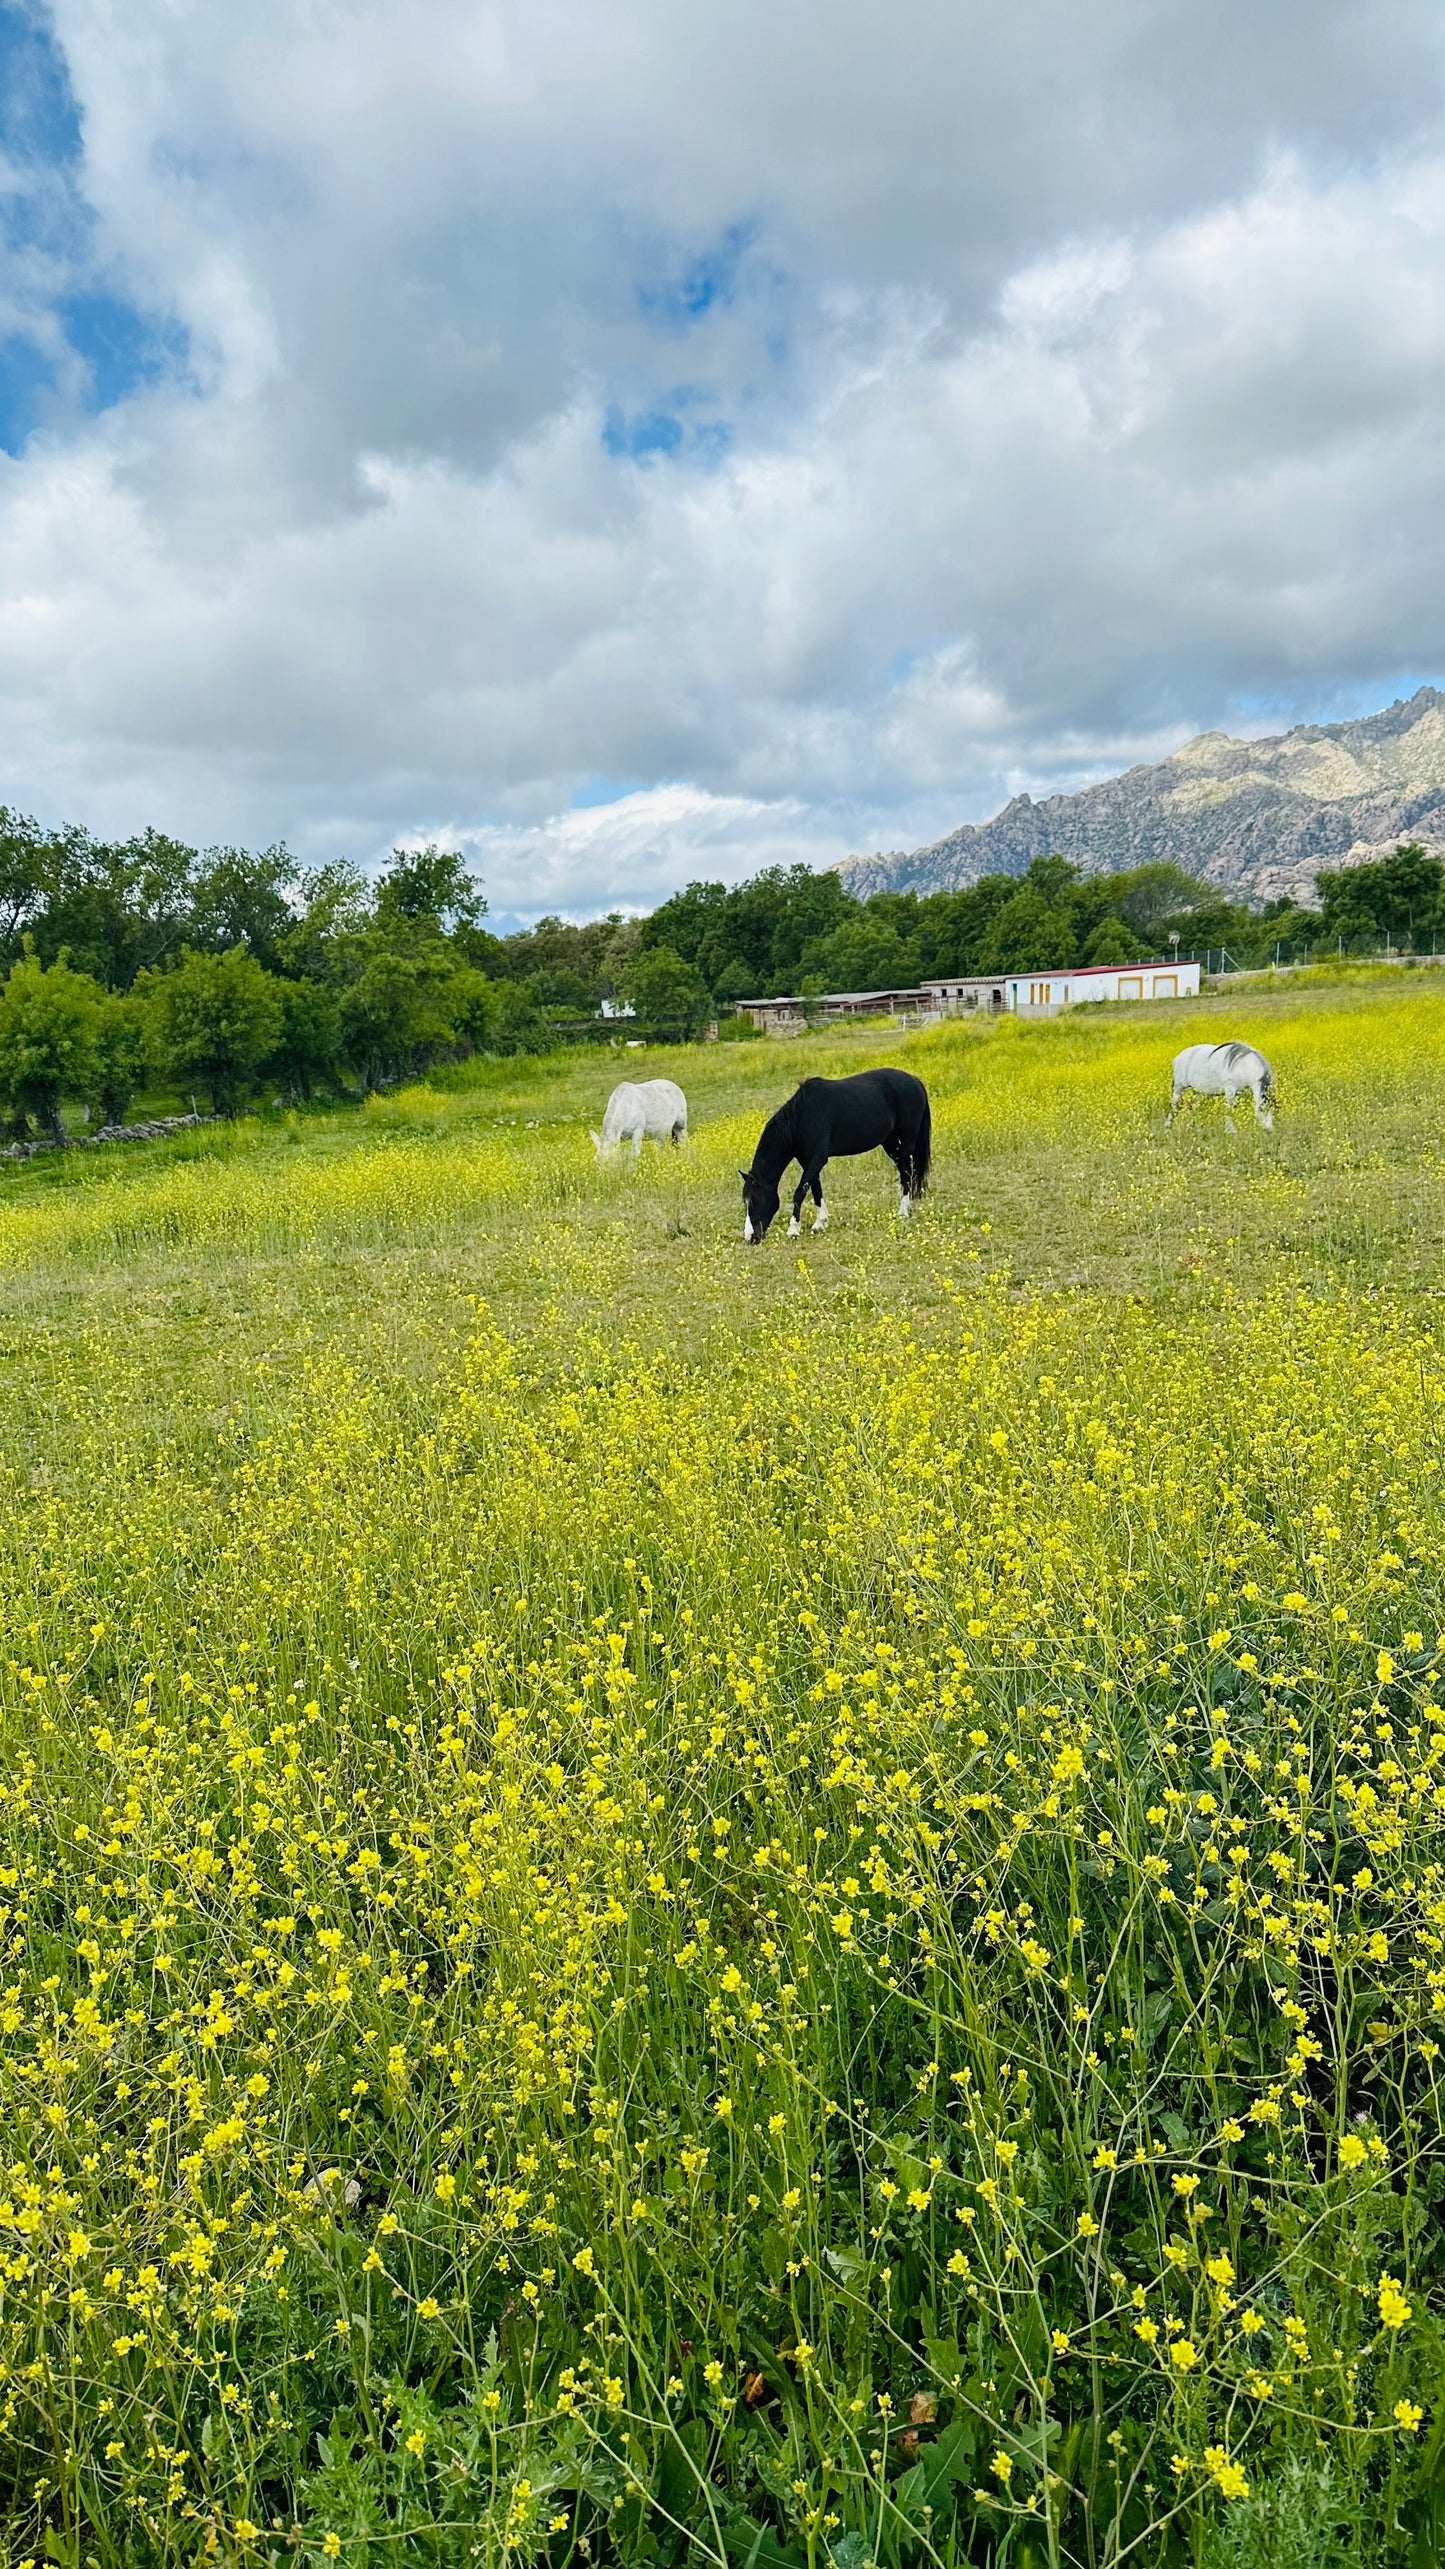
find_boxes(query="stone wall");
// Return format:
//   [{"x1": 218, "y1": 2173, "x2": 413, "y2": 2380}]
[{"x1": 1, "y1": 1112, "x2": 217, "y2": 1165}]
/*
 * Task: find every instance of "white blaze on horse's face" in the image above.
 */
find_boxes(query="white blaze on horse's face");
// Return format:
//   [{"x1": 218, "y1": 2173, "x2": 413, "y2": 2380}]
[{"x1": 743, "y1": 1214, "x2": 754, "y2": 1242}]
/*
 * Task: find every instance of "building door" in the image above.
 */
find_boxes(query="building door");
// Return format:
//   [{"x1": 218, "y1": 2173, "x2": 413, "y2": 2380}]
[
  {"x1": 1151, "y1": 974, "x2": 1177, "y2": 1000},
  {"x1": 1118, "y1": 975, "x2": 1142, "y2": 1001}
]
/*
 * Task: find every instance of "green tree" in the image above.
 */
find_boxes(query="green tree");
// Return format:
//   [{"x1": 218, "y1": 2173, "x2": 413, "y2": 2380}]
[
  {"x1": 0, "y1": 945, "x2": 102, "y2": 1140},
  {"x1": 641, "y1": 864, "x2": 855, "y2": 995},
  {"x1": 90, "y1": 992, "x2": 147, "y2": 1127},
  {"x1": 188, "y1": 845, "x2": 299, "y2": 971},
  {"x1": 0, "y1": 808, "x2": 55, "y2": 959},
  {"x1": 1316, "y1": 843, "x2": 1443, "y2": 950},
  {"x1": 268, "y1": 978, "x2": 343, "y2": 1102},
  {"x1": 276, "y1": 862, "x2": 373, "y2": 983},
  {"x1": 34, "y1": 829, "x2": 198, "y2": 987},
  {"x1": 374, "y1": 845, "x2": 487, "y2": 933},
  {"x1": 337, "y1": 944, "x2": 461, "y2": 1091},
  {"x1": 480, "y1": 978, "x2": 546, "y2": 1054},
  {"x1": 980, "y1": 887, "x2": 1075, "y2": 974},
  {"x1": 494, "y1": 912, "x2": 621, "y2": 1001},
  {"x1": 1081, "y1": 914, "x2": 1142, "y2": 966},
  {"x1": 1105, "y1": 862, "x2": 1203, "y2": 948},
  {"x1": 146, "y1": 946, "x2": 284, "y2": 1116},
  {"x1": 625, "y1": 944, "x2": 710, "y2": 1035},
  {"x1": 712, "y1": 957, "x2": 759, "y2": 1004},
  {"x1": 798, "y1": 914, "x2": 919, "y2": 994}
]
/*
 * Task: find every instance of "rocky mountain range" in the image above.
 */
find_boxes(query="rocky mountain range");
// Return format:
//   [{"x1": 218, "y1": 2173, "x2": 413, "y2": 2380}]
[{"x1": 839, "y1": 686, "x2": 1445, "y2": 906}]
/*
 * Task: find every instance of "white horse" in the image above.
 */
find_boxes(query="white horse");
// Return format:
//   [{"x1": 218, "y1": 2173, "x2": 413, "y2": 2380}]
[
  {"x1": 1168, "y1": 1041, "x2": 1275, "y2": 1130},
  {"x1": 590, "y1": 1077, "x2": 688, "y2": 1158}
]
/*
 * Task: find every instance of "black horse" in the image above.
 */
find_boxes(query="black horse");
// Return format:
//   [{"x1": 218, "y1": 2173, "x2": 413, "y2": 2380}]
[{"x1": 741, "y1": 1066, "x2": 931, "y2": 1242}]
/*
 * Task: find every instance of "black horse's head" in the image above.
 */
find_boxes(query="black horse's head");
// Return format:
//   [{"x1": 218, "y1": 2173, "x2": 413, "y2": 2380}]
[{"x1": 740, "y1": 1166, "x2": 779, "y2": 1244}]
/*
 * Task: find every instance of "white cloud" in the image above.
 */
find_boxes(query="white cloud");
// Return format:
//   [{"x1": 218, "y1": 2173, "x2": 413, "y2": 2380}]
[
  {"x1": 0, "y1": 0, "x2": 1442, "y2": 914},
  {"x1": 427, "y1": 784, "x2": 845, "y2": 923}
]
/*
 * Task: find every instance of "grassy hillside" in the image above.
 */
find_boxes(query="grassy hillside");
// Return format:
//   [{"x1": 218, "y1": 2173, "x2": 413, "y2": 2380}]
[{"x1": 4, "y1": 972, "x2": 1445, "y2": 2568}]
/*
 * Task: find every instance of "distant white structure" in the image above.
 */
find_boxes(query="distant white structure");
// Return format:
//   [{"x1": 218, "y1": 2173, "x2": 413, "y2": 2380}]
[
  {"x1": 735, "y1": 986, "x2": 938, "y2": 1033},
  {"x1": 733, "y1": 959, "x2": 1200, "y2": 1033},
  {"x1": 992, "y1": 960, "x2": 1201, "y2": 1013},
  {"x1": 923, "y1": 977, "x2": 1007, "y2": 1013}
]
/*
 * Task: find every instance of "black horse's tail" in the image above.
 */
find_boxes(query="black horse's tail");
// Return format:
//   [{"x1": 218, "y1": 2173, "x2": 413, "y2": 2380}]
[{"x1": 912, "y1": 1090, "x2": 932, "y2": 1196}]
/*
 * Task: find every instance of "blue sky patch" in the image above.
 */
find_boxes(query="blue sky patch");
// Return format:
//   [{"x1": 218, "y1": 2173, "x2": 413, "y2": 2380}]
[
  {"x1": 601, "y1": 382, "x2": 733, "y2": 469},
  {"x1": 603, "y1": 405, "x2": 684, "y2": 461},
  {"x1": 0, "y1": 1, "x2": 82, "y2": 196},
  {"x1": 0, "y1": 334, "x2": 59, "y2": 457},
  {"x1": 637, "y1": 221, "x2": 754, "y2": 331},
  {"x1": 570, "y1": 777, "x2": 651, "y2": 810},
  {"x1": 0, "y1": 0, "x2": 188, "y2": 451},
  {"x1": 1229, "y1": 673, "x2": 1445, "y2": 733}
]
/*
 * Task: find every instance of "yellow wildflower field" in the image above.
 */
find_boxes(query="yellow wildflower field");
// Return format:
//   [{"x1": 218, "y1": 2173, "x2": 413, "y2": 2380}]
[{"x1": 3, "y1": 971, "x2": 1445, "y2": 2566}]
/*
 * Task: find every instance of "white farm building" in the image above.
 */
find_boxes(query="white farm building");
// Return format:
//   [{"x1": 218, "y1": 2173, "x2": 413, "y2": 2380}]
[
  {"x1": 923, "y1": 961, "x2": 1199, "y2": 1015},
  {"x1": 994, "y1": 959, "x2": 1201, "y2": 1013},
  {"x1": 733, "y1": 957, "x2": 1199, "y2": 1032}
]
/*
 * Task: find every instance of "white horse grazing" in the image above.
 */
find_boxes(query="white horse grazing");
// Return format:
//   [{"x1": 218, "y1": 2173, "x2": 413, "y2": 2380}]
[
  {"x1": 1168, "y1": 1041, "x2": 1275, "y2": 1130},
  {"x1": 590, "y1": 1077, "x2": 688, "y2": 1158}
]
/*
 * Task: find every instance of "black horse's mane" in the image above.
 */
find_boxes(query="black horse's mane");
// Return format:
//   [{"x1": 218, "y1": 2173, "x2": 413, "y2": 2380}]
[{"x1": 751, "y1": 1095, "x2": 799, "y2": 1176}]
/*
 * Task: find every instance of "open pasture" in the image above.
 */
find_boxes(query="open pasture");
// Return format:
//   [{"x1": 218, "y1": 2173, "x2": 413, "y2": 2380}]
[{"x1": 5, "y1": 972, "x2": 1445, "y2": 2568}]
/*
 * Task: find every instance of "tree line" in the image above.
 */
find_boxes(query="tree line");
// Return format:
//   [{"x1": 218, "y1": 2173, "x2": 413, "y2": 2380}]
[{"x1": 0, "y1": 802, "x2": 1437, "y2": 1137}]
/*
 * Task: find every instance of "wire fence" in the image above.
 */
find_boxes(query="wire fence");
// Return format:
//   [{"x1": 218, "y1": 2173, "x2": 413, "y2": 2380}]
[{"x1": 1200, "y1": 943, "x2": 1445, "y2": 977}]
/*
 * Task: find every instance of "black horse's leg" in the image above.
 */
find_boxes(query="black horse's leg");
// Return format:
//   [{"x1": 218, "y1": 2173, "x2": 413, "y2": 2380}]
[
  {"x1": 789, "y1": 1159, "x2": 828, "y2": 1236},
  {"x1": 885, "y1": 1135, "x2": 914, "y2": 1218}
]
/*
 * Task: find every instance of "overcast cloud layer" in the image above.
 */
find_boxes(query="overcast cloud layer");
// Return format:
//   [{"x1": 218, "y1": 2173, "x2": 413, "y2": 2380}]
[{"x1": 1, "y1": 0, "x2": 1443, "y2": 918}]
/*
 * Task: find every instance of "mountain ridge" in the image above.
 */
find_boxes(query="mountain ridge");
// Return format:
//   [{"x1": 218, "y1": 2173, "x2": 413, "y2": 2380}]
[{"x1": 839, "y1": 687, "x2": 1445, "y2": 904}]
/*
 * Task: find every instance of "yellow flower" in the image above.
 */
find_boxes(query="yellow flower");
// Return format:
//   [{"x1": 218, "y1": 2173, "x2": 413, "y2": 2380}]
[
  {"x1": 1134, "y1": 2317, "x2": 1159, "y2": 2345},
  {"x1": 1379, "y1": 2275, "x2": 1413, "y2": 2331},
  {"x1": 1169, "y1": 2339, "x2": 1199, "y2": 2371},
  {"x1": 1338, "y1": 2134, "x2": 1368, "y2": 2170},
  {"x1": 991, "y1": 2448, "x2": 1013, "y2": 2485},
  {"x1": 322, "y1": 2537, "x2": 342, "y2": 2559},
  {"x1": 1204, "y1": 2446, "x2": 1249, "y2": 2500},
  {"x1": 1394, "y1": 2400, "x2": 1424, "y2": 2433},
  {"x1": 405, "y1": 2429, "x2": 427, "y2": 2457},
  {"x1": 1051, "y1": 2329, "x2": 1071, "y2": 2355}
]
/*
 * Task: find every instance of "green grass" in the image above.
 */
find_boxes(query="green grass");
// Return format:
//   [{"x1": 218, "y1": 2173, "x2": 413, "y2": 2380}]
[{"x1": 5, "y1": 974, "x2": 1445, "y2": 2568}]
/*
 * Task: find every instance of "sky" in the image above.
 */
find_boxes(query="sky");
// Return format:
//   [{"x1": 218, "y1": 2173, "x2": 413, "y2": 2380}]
[{"x1": 0, "y1": 0, "x2": 1443, "y2": 925}]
